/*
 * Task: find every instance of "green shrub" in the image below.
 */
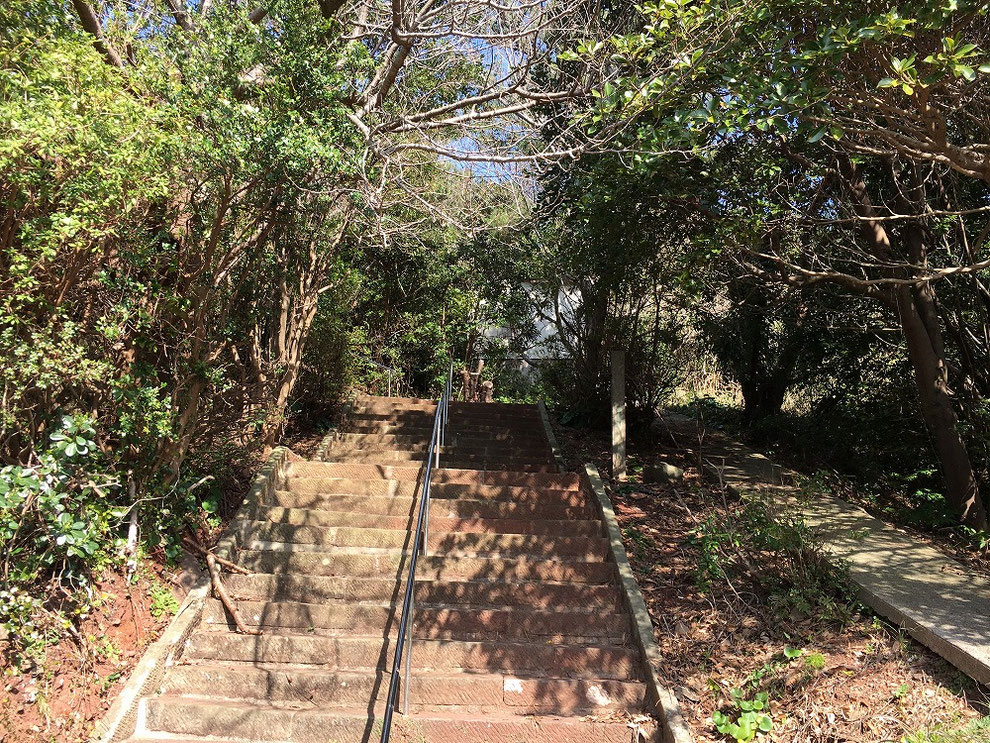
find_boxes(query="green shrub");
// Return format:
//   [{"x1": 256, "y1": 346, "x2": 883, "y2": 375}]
[{"x1": 689, "y1": 494, "x2": 857, "y2": 623}]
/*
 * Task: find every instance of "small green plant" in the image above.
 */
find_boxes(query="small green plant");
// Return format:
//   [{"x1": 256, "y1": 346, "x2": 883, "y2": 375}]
[
  {"x1": 97, "y1": 636, "x2": 122, "y2": 663},
  {"x1": 713, "y1": 689, "x2": 772, "y2": 742},
  {"x1": 687, "y1": 494, "x2": 857, "y2": 623},
  {"x1": 148, "y1": 581, "x2": 178, "y2": 620},
  {"x1": 711, "y1": 646, "x2": 816, "y2": 741},
  {"x1": 803, "y1": 651, "x2": 826, "y2": 671},
  {"x1": 100, "y1": 670, "x2": 123, "y2": 694}
]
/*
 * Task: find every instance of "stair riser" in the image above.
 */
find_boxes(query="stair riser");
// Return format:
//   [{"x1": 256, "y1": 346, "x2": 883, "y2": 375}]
[
  {"x1": 344, "y1": 425, "x2": 550, "y2": 442},
  {"x1": 224, "y1": 574, "x2": 621, "y2": 608},
  {"x1": 142, "y1": 699, "x2": 645, "y2": 742},
  {"x1": 285, "y1": 462, "x2": 580, "y2": 489},
  {"x1": 347, "y1": 418, "x2": 544, "y2": 434},
  {"x1": 324, "y1": 456, "x2": 555, "y2": 472},
  {"x1": 358, "y1": 396, "x2": 540, "y2": 411},
  {"x1": 248, "y1": 523, "x2": 608, "y2": 558},
  {"x1": 350, "y1": 406, "x2": 542, "y2": 421},
  {"x1": 183, "y1": 633, "x2": 640, "y2": 679},
  {"x1": 237, "y1": 551, "x2": 614, "y2": 583},
  {"x1": 336, "y1": 432, "x2": 552, "y2": 449},
  {"x1": 254, "y1": 507, "x2": 602, "y2": 537},
  {"x1": 331, "y1": 443, "x2": 554, "y2": 460},
  {"x1": 265, "y1": 493, "x2": 595, "y2": 520},
  {"x1": 202, "y1": 600, "x2": 629, "y2": 641},
  {"x1": 326, "y1": 448, "x2": 550, "y2": 462},
  {"x1": 344, "y1": 423, "x2": 551, "y2": 443},
  {"x1": 284, "y1": 480, "x2": 587, "y2": 506},
  {"x1": 163, "y1": 666, "x2": 643, "y2": 714}
]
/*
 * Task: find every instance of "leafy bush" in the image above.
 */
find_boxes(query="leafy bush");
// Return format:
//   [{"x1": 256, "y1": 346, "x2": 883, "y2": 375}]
[
  {"x1": 0, "y1": 416, "x2": 124, "y2": 661},
  {"x1": 689, "y1": 494, "x2": 857, "y2": 623},
  {"x1": 0, "y1": 416, "x2": 122, "y2": 586}
]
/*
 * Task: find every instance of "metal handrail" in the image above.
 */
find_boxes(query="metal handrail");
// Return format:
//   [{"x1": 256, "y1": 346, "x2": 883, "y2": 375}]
[{"x1": 379, "y1": 362, "x2": 454, "y2": 742}]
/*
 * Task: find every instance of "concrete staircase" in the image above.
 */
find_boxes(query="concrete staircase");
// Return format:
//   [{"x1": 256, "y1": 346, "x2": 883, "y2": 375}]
[{"x1": 125, "y1": 396, "x2": 657, "y2": 742}]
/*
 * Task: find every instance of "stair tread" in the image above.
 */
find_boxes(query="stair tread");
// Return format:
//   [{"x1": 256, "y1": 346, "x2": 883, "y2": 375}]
[{"x1": 238, "y1": 544, "x2": 608, "y2": 562}]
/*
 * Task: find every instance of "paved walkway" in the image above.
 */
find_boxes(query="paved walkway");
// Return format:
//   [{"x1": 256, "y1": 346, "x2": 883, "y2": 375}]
[{"x1": 662, "y1": 413, "x2": 990, "y2": 687}]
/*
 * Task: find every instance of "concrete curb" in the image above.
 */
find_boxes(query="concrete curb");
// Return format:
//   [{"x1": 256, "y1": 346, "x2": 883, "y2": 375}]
[
  {"x1": 90, "y1": 446, "x2": 294, "y2": 743},
  {"x1": 582, "y1": 463, "x2": 693, "y2": 743},
  {"x1": 537, "y1": 399, "x2": 565, "y2": 473}
]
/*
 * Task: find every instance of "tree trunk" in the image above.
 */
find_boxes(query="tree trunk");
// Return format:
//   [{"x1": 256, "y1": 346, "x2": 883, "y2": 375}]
[
  {"x1": 839, "y1": 157, "x2": 987, "y2": 529},
  {"x1": 740, "y1": 376, "x2": 788, "y2": 421},
  {"x1": 896, "y1": 284, "x2": 987, "y2": 529}
]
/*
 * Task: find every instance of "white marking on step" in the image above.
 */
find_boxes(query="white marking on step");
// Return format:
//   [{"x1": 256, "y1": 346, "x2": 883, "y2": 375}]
[
  {"x1": 587, "y1": 685, "x2": 611, "y2": 706},
  {"x1": 504, "y1": 678, "x2": 524, "y2": 694}
]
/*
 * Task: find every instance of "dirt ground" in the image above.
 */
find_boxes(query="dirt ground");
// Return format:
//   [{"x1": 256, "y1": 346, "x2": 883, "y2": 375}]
[
  {"x1": 552, "y1": 419, "x2": 990, "y2": 743},
  {"x1": 0, "y1": 563, "x2": 181, "y2": 743}
]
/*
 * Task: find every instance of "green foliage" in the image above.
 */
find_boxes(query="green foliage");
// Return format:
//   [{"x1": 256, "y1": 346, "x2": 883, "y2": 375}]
[
  {"x1": 711, "y1": 646, "x2": 825, "y2": 741},
  {"x1": 0, "y1": 416, "x2": 127, "y2": 660},
  {"x1": 689, "y1": 494, "x2": 857, "y2": 622},
  {"x1": 0, "y1": 0, "x2": 537, "y2": 669},
  {"x1": 0, "y1": 416, "x2": 121, "y2": 586},
  {"x1": 148, "y1": 581, "x2": 179, "y2": 620},
  {"x1": 713, "y1": 690, "x2": 773, "y2": 742}
]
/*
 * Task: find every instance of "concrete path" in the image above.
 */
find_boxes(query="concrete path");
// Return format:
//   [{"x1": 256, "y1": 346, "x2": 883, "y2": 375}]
[{"x1": 662, "y1": 413, "x2": 990, "y2": 687}]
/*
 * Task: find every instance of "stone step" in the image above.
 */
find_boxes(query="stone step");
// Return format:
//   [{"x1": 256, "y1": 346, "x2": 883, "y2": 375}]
[
  {"x1": 352, "y1": 401, "x2": 542, "y2": 419},
  {"x1": 326, "y1": 448, "x2": 548, "y2": 463},
  {"x1": 352, "y1": 412, "x2": 544, "y2": 429},
  {"x1": 357, "y1": 394, "x2": 540, "y2": 410},
  {"x1": 246, "y1": 523, "x2": 608, "y2": 558},
  {"x1": 161, "y1": 664, "x2": 645, "y2": 714},
  {"x1": 224, "y1": 574, "x2": 621, "y2": 608},
  {"x1": 265, "y1": 493, "x2": 595, "y2": 521},
  {"x1": 331, "y1": 439, "x2": 553, "y2": 459},
  {"x1": 286, "y1": 477, "x2": 588, "y2": 506},
  {"x1": 347, "y1": 413, "x2": 547, "y2": 431},
  {"x1": 285, "y1": 462, "x2": 579, "y2": 489},
  {"x1": 343, "y1": 420, "x2": 552, "y2": 441},
  {"x1": 335, "y1": 432, "x2": 552, "y2": 449},
  {"x1": 237, "y1": 548, "x2": 613, "y2": 583},
  {"x1": 201, "y1": 599, "x2": 632, "y2": 642},
  {"x1": 254, "y1": 506, "x2": 603, "y2": 536},
  {"x1": 282, "y1": 479, "x2": 585, "y2": 504},
  {"x1": 139, "y1": 698, "x2": 647, "y2": 742},
  {"x1": 323, "y1": 453, "x2": 555, "y2": 472},
  {"x1": 356, "y1": 396, "x2": 540, "y2": 413},
  {"x1": 182, "y1": 631, "x2": 640, "y2": 679}
]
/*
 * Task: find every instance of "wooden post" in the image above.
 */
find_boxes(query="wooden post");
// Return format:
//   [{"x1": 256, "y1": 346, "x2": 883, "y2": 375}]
[{"x1": 611, "y1": 349, "x2": 626, "y2": 481}]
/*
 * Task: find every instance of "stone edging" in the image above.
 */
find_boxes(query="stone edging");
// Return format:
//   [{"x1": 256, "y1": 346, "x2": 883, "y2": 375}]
[
  {"x1": 90, "y1": 446, "x2": 294, "y2": 743},
  {"x1": 536, "y1": 399, "x2": 565, "y2": 472},
  {"x1": 582, "y1": 463, "x2": 693, "y2": 743},
  {"x1": 316, "y1": 429, "x2": 339, "y2": 461}
]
